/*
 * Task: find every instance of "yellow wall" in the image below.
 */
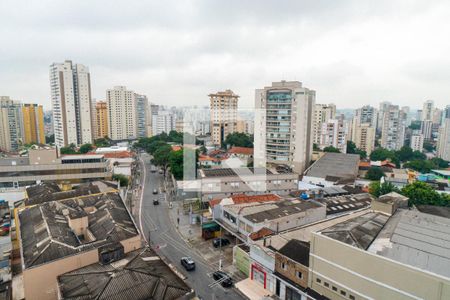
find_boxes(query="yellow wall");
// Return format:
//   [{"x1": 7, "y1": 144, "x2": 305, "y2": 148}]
[
  {"x1": 309, "y1": 233, "x2": 450, "y2": 300},
  {"x1": 95, "y1": 101, "x2": 109, "y2": 139},
  {"x1": 22, "y1": 104, "x2": 45, "y2": 144}
]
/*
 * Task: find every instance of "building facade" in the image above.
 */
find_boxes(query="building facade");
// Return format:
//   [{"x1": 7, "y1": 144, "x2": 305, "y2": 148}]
[
  {"x1": 255, "y1": 81, "x2": 315, "y2": 173},
  {"x1": 209, "y1": 90, "x2": 239, "y2": 146},
  {"x1": 0, "y1": 97, "x2": 23, "y2": 152},
  {"x1": 410, "y1": 131, "x2": 424, "y2": 152},
  {"x1": 50, "y1": 60, "x2": 94, "y2": 147},
  {"x1": 319, "y1": 119, "x2": 348, "y2": 153},
  {"x1": 106, "y1": 86, "x2": 137, "y2": 140},
  {"x1": 437, "y1": 118, "x2": 450, "y2": 161},
  {"x1": 352, "y1": 123, "x2": 376, "y2": 155},
  {"x1": 152, "y1": 110, "x2": 176, "y2": 136},
  {"x1": 135, "y1": 94, "x2": 150, "y2": 138},
  {"x1": 380, "y1": 105, "x2": 406, "y2": 151},
  {"x1": 313, "y1": 103, "x2": 336, "y2": 145},
  {"x1": 22, "y1": 103, "x2": 45, "y2": 145},
  {"x1": 94, "y1": 101, "x2": 108, "y2": 139},
  {"x1": 422, "y1": 100, "x2": 434, "y2": 121}
]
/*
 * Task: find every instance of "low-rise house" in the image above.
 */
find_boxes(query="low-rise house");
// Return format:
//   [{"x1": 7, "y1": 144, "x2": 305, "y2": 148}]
[
  {"x1": 199, "y1": 167, "x2": 299, "y2": 201},
  {"x1": 17, "y1": 191, "x2": 141, "y2": 300},
  {"x1": 302, "y1": 153, "x2": 360, "y2": 187},
  {"x1": 225, "y1": 146, "x2": 253, "y2": 167}
]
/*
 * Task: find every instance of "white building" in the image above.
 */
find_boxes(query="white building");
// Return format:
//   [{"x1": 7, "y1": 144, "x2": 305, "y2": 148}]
[
  {"x1": 380, "y1": 105, "x2": 406, "y2": 151},
  {"x1": 410, "y1": 131, "x2": 424, "y2": 152},
  {"x1": 255, "y1": 81, "x2": 315, "y2": 173},
  {"x1": 135, "y1": 94, "x2": 150, "y2": 138},
  {"x1": 420, "y1": 120, "x2": 433, "y2": 140},
  {"x1": 354, "y1": 105, "x2": 377, "y2": 129},
  {"x1": 313, "y1": 103, "x2": 336, "y2": 145},
  {"x1": 50, "y1": 60, "x2": 94, "y2": 147},
  {"x1": 319, "y1": 119, "x2": 348, "y2": 153},
  {"x1": 422, "y1": 100, "x2": 434, "y2": 121},
  {"x1": 106, "y1": 86, "x2": 137, "y2": 141},
  {"x1": 377, "y1": 101, "x2": 392, "y2": 133},
  {"x1": 437, "y1": 118, "x2": 450, "y2": 161},
  {"x1": 0, "y1": 97, "x2": 23, "y2": 152},
  {"x1": 209, "y1": 90, "x2": 239, "y2": 146},
  {"x1": 152, "y1": 110, "x2": 176, "y2": 136}
]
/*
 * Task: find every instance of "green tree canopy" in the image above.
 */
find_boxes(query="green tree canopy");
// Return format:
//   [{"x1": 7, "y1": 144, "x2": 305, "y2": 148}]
[
  {"x1": 323, "y1": 146, "x2": 340, "y2": 153},
  {"x1": 224, "y1": 132, "x2": 253, "y2": 148},
  {"x1": 401, "y1": 182, "x2": 450, "y2": 207},
  {"x1": 370, "y1": 147, "x2": 395, "y2": 161},
  {"x1": 113, "y1": 174, "x2": 129, "y2": 187},
  {"x1": 369, "y1": 181, "x2": 399, "y2": 197},
  {"x1": 365, "y1": 167, "x2": 385, "y2": 180},
  {"x1": 78, "y1": 143, "x2": 93, "y2": 154},
  {"x1": 408, "y1": 120, "x2": 421, "y2": 130},
  {"x1": 94, "y1": 137, "x2": 111, "y2": 147},
  {"x1": 152, "y1": 144, "x2": 172, "y2": 176},
  {"x1": 60, "y1": 143, "x2": 77, "y2": 154},
  {"x1": 423, "y1": 141, "x2": 435, "y2": 152},
  {"x1": 346, "y1": 141, "x2": 367, "y2": 158}
]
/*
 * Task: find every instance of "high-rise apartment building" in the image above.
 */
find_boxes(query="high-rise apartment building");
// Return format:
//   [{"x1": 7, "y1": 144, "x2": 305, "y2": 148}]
[
  {"x1": 354, "y1": 105, "x2": 377, "y2": 128},
  {"x1": 152, "y1": 110, "x2": 176, "y2": 136},
  {"x1": 420, "y1": 120, "x2": 433, "y2": 140},
  {"x1": 0, "y1": 96, "x2": 23, "y2": 152},
  {"x1": 135, "y1": 94, "x2": 150, "y2": 138},
  {"x1": 209, "y1": 90, "x2": 239, "y2": 146},
  {"x1": 380, "y1": 105, "x2": 406, "y2": 151},
  {"x1": 94, "y1": 101, "x2": 108, "y2": 139},
  {"x1": 437, "y1": 118, "x2": 450, "y2": 161},
  {"x1": 445, "y1": 105, "x2": 450, "y2": 119},
  {"x1": 50, "y1": 60, "x2": 94, "y2": 147},
  {"x1": 422, "y1": 100, "x2": 434, "y2": 121},
  {"x1": 254, "y1": 81, "x2": 315, "y2": 173},
  {"x1": 410, "y1": 131, "x2": 424, "y2": 152},
  {"x1": 353, "y1": 123, "x2": 376, "y2": 155},
  {"x1": 313, "y1": 103, "x2": 336, "y2": 145},
  {"x1": 106, "y1": 86, "x2": 137, "y2": 141},
  {"x1": 377, "y1": 101, "x2": 392, "y2": 133},
  {"x1": 319, "y1": 119, "x2": 348, "y2": 153},
  {"x1": 22, "y1": 103, "x2": 45, "y2": 145}
]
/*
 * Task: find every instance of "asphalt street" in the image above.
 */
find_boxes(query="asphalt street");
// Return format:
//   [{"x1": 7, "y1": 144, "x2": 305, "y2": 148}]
[{"x1": 137, "y1": 153, "x2": 245, "y2": 300}]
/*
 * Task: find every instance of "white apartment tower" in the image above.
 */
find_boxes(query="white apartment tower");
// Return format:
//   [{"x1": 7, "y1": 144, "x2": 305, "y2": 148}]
[
  {"x1": 410, "y1": 131, "x2": 424, "y2": 152},
  {"x1": 380, "y1": 105, "x2": 406, "y2": 151},
  {"x1": 437, "y1": 118, "x2": 450, "y2": 161},
  {"x1": 255, "y1": 81, "x2": 315, "y2": 173},
  {"x1": 353, "y1": 123, "x2": 376, "y2": 155},
  {"x1": 152, "y1": 110, "x2": 176, "y2": 136},
  {"x1": 50, "y1": 61, "x2": 93, "y2": 147},
  {"x1": 209, "y1": 90, "x2": 239, "y2": 146},
  {"x1": 313, "y1": 103, "x2": 336, "y2": 145},
  {"x1": 319, "y1": 119, "x2": 348, "y2": 153},
  {"x1": 0, "y1": 97, "x2": 23, "y2": 152},
  {"x1": 135, "y1": 94, "x2": 150, "y2": 138},
  {"x1": 422, "y1": 100, "x2": 434, "y2": 121},
  {"x1": 106, "y1": 86, "x2": 137, "y2": 141},
  {"x1": 354, "y1": 105, "x2": 377, "y2": 128},
  {"x1": 377, "y1": 101, "x2": 392, "y2": 133}
]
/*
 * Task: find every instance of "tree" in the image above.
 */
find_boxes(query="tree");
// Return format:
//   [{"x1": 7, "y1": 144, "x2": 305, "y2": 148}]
[
  {"x1": 423, "y1": 141, "x2": 435, "y2": 152},
  {"x1": 370, "y1": 147, "x2": 394, "y2": 161},
  {"x1": 60, "y1": 143, "x2": 77, "y2": 154},
  {"x1": 403, "y1": 160, "x2": 434, "y2": 173},
  {"x1": 365, "y1": 167, "x2": 385, "y2": 180},
  {"x1": 346, "y1": 141, "x2": 367, "y2": 158},
  {"x1": 401, "y1": 182, "x2": 450, "y2": 207},
  {"x1": 168, "y1": 150, "x2": 184, "y2": 180},
  {"x1": 79, "y1": 143, "x2": 93, "y2": 154},
  {"x1": 45, "y1": 134, "x2": 55, "y2": 144},
  {"x1": 313, "y1": 143, "x2": 320, "y2": 151},
  {"x1": 152, "y1": 144, "x2": 172, "y2": 176},
  {"x1": 396, "y1": 146, "x2": 414, "y2": 162},
  {"x1": 168, "y1": 148, "x2": 198, "y2": 180},
  {"x1": 408, "y1": 120, "x2": 421, "y2": 130},
  {"x1": 430, "y1": 157, "x2": 450, "y2": 169},
  {"x1": 369, "y1": 181, "x2": 398, "y2": 197},
  {"x1": 224, "y1": 132, "x2": 253, "y2": 148},
  {"x1": 113, "y1": 174, "x2": 129, "y2": 187},
  {"x1": 94, "y1": 137, "x2": 111, "y2": 147},
  {"x1": 323, "y1": 146, "x2": 340, "y2": 153}
]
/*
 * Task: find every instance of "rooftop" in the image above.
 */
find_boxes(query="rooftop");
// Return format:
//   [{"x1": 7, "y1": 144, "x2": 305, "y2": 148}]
[
  {"x1": 368, "y1": 209, "x2": 450, "y2": 277},
  {"x1": 277, "y1": 239, "x2": 310, "y2": 267},
  {"x1": 431, "y1": 169, "x2": 450, "y2": 176},
  {"x1": 317, "y1": 193, "x2": 373, "y2": 215},
  {"x1": 320, "y1": 212, "x2": 389, "y2": 250},
  {"x1": 305, "y1": 152, "x2": 360, "y2": 179},
  {"x1": 242, "y1": 199, "x2": 323, "y2": 224},
  {"x1": 416, "y1": 205, "x2": 450, "y2": 218},
  {"x1": 57, "y1": 248, "x2": 192, "y2": 300},
  {"x1": 209, "y1": 193, "x2": 281, "y2": 208},
  {"x1": 19, "y1": 191, "x2": 139, "y2": 269},
  {"x1": 228, "y1": 146, "x2": 254, "y2": 156},
  {"x1": 375, "y1": 192, "x2": 409, "y2": 204},
  {"x1": 200, "y1": 167, "x2": 273, "y2": 178}
]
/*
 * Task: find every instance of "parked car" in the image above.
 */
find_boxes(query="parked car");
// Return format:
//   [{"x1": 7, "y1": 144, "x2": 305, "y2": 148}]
[
  {"x1": 180, "y1": 257, "x2": 196, "y2": 271},
  {"x1": 153, "y1": 199, "x2": 159, "y2": 205},
  {"x1": 212, "y1": 271, "x2": 233, "y2": 287},
  {"x1": 153, "y1": 189, "x2": 158, "y2": 194},
  {"x1": 159, "y1": 169, "x2": 163, "y2": 174},
  {"x1": 212, "y1": 237, "x2": 230, "y2": 248}
]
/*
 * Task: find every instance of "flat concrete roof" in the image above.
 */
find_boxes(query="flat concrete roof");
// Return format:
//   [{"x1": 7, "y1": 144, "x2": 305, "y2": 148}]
[{"x1": 305, "y1": 152, "x2": 360, "y2": 179}]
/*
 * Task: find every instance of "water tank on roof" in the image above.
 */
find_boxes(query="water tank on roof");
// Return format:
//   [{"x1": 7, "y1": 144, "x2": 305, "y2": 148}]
[{"x1": 300, "y1": 192, "x2": 309, "y2": 200}]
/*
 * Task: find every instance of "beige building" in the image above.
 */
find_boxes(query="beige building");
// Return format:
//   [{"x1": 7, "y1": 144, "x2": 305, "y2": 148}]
[
  {"x1": 22, "y1": 103, "x2": 45, "y2": 145},
  {"x1": 352, "y1": 123, "x2": 376, "y2": 155},
  {"x1": 313, "y1": 103, "x2": 336, "y2": 145},
  {"x1": 0, "y1": 96, "x2": 24, "y2": 152},
  {"x1": 106, "y1": 86, "x2": 137, "y2": 141},
  {"x1": 438, "y1": 118, "x2": 450, "y2": 161},
  {"x1": 209, "y1": 90, "x2": 239, "y2": 146},
  {"x1": 94, "y1": 101, "x2": 109, "y2": 139},
  {"x1": 50, "y1": 60, "x2": 94, "y2": 147},
  {"x1": 380, "y1": 104, "x2": 406, "y2": 151},
  {"x1": 17, "y1": 191, "x2": 142, "y2": 300},
  {"x1": 254, "y1": 81, "x2": 315, "y2": 173}
]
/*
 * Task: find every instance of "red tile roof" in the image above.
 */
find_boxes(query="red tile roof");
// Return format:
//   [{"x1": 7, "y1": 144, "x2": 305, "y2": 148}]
[
  {"x1": 209, "y1": 193, "x2": 281, "y2": 208},
  {"x1": 228, "y1": 146, "x2": 253, "y2": 155},
  {"x1": 249, "y1": 227, "x2": 274, "y2": 240},
  {"x1": 102, "y1": 151, "x2": 133, "y2": 159}
]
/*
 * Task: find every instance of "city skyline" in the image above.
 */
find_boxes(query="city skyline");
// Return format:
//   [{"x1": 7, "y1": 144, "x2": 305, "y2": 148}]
[{"x1": 2, "y1": 1, "x2": 450, "y2": 109}]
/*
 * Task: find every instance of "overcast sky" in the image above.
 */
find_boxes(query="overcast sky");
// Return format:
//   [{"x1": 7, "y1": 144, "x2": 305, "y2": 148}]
[{"x1": 1, "y1": 0, "x2": 450, "y2": 110}]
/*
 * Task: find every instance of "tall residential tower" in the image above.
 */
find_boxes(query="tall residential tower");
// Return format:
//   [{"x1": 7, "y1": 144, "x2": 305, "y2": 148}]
[
  {"x1": 106, "y1": 86, "x2": 138, "y2": 141},
  {"x1": 209, "y1": 90, "x2": 239, "y2": 147}
]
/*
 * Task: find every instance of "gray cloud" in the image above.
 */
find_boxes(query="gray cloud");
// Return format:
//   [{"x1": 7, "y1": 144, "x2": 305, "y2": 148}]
[{"x1": 1, "y1": 0, "x2": 450, "y2": 109}]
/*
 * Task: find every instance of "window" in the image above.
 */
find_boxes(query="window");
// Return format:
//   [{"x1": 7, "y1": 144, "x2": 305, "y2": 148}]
[
  {"x1": 316, "y1": 278, "x2": 321, "y2": 284},
  {"x1": 295, "y1": 271, "x2": 303, "y2": 279},
  {"x1": 332, "y1": 286, "x2": 337, "y2": 292},
  {"x1": 281, "y1": 262, "x2": 287, "y2": 270},
  {"x1": 340, "y1": 290, "x2": 346, "y2": 296},
  {"x1": 349, "y1": 295, "x2": 355, "y2": 300},
  {"x1": 324, "y1": 282, "x2": 329, "y2": 288}
]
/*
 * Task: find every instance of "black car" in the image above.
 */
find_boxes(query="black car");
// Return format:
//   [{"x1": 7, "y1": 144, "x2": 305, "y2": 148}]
[
  {"x1": 212, "y1": 271, "x2": 233, "y2": 287},
  {"x1": 153, "y1": 199, "x2": 159, "y2": 205},
  {"x1": 180, "y1": 257, "x2": 195, "y2": 271},
  {"x1": 212, "y1": 237, "x2": 230, "y2": 248}
]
